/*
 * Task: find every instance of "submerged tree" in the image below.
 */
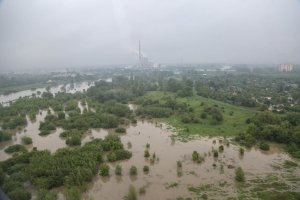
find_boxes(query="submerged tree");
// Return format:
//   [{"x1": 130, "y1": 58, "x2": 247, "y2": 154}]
[
  {"x1": 130, "y1": 166, "x2": 137, "y2": 176},
  {"x1": 115, "y1": 164, "x2": 122, "y2": 175},
  {"x1": 124, "y1": 185, "x2": 137, "y2": 200},
  {"x1": 235, "y1": 167, "x2": 245, "y2": 182}
]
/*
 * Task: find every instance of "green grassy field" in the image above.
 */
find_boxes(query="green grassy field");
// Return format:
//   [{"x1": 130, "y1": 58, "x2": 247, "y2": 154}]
[{"x1": 142, "y1": 91, "x2": 258, "y2": 137}]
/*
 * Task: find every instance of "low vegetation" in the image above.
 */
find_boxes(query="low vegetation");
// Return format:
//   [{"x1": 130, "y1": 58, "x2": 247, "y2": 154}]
[
  {"x1": 235, "y1": 112, "x2": 300, "y2": 158},
  {"x1": 115, "y1": 164, "x2": 122, "y2": 175},
  {"x1": 0, "y1": 131, "x2": 11, "y2": 142},
  {"x1": 124, "y1": 185, "x2": 137, "y2": 200},
  {"x1": 130, "y1": 166, "x2": 137, "y2": 176},
  {"x1": 143, "y1": 165, "x2": 149, "y2": 173},
  {"x1": 99, "y1": 163, "x2": 110, "y2": 176},
  {"x1": 0, "y1": 135, "x2": 130, "y2": 200},
  {"x1": 4, "y1": 144, "x2": 27, "y2": 154},
  {"x1": 259, "y1": 142, "x2": 270, "y2": 151},
  {"x1": 21, "y1": 136, "x2": 32, "y2": 145},
  {"x1": 235, "y1": 167, "x2": 245, "y2": 182}
]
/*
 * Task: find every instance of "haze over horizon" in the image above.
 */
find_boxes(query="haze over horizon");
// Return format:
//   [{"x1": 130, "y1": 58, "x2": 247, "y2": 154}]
[{"x1": 0, "y1": 0, "x2": 300, "y2": 70}]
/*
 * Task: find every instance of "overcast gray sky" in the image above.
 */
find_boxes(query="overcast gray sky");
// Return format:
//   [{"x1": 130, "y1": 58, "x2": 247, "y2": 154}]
[{"x1": 0, "y1": 0, "x2": 300, "y2": 69}]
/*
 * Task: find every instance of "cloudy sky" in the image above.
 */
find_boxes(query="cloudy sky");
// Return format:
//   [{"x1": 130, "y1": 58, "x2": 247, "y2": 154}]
[{"x1": 0, "y1": 0, "x2": 300, "y2": 69}]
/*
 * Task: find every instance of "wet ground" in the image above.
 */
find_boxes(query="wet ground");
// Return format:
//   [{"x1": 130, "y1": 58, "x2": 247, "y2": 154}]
[
  {"x1": 0, "y1": 81, "x2": 94, "y2": 105},
  {"x1": 0, "y1": 103, "x2": 299, "y2": 199},
  {"x1": 0, "y1": 102, "x2": 107, "y2": 161},
  {"x1": 83, "y1": 121, "x2": 300, "y2": 200}
]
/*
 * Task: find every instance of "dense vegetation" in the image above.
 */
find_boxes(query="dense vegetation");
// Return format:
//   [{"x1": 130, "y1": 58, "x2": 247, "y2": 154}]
[
  {"x1": 0, "y1": 135, "x2": 131, "y2": 200},
  {"x1": 235, "y1": 112, "x2": 300, "y2": 158},
  {"x1": 0, "y1": 131, "x2": 11, "y2": 142}
]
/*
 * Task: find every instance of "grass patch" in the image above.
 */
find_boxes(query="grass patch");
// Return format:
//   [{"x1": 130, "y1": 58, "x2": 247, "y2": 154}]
[
  {"x1": 141, "y1": 91, "x2": 256, "y2": 137},
  {"x1": 283, "y1": 160, "x2": 298, "y2": 169}
]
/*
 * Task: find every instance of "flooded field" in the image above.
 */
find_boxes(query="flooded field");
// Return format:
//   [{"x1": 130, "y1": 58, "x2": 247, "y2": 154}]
[
  {"x1": 0, "y1": 103, "x2": 299, "y2": 199},
  {"x1": 0, "y1": 102, "x2": 107, "y2": 161},
  {"x1": 0, "y1": 81, "x2": 94, "y2": 105},
  {"x1": 83, "y1": 121, "x2": 300, "y2": 200}
]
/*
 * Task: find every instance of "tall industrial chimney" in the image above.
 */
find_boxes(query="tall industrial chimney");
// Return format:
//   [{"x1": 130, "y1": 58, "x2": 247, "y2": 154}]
[{"x1": 139, "y1": 40, "x2": 142, "y2": 66}]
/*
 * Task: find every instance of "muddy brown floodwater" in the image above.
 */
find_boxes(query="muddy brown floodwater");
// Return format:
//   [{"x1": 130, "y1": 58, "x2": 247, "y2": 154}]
[
  {"x1": 0, "y1": 104, "x2": 299, "y2": 199},
  {"x1": 0, "y1": 103, "x2": 107, "y2": 161},
  {"x1": 0, "y1": 81, "x2": 95, "y2": 106},
  {"x1": 83, "y1": 121, "x2": 300, "y2": 200},
  {"x1": 0, "y1": 110, "x2": 66, "y2": 161}
]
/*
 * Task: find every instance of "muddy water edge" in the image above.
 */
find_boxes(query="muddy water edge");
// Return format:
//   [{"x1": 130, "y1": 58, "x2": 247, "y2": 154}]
[{"x1": 83, "y1": 120, "x2": 300, "y2": 200}]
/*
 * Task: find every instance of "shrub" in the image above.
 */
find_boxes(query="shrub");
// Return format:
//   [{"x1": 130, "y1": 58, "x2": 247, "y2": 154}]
[
  {"x1": 37, "y1": 189, "x2": 57, "y2": 200},
  {"x1": 239, "y1": 147, "x2": 245, "y2": 156},
  {"x1": 109, "y1": 149, "x2": 132, "y2": 161},
  {"x1": 192, "y1": 151, "x2": 204, "y2": 163},
  {"x1": 144, "y1": 149, "x2": 150, "y2": 158},
  {"x1": 0, "y1": 131, "x2": 11, "y2": 142},
  {"x1": 152, "y1": 152, "x2": 156, "y2": 159},
  {"x1": 235, "y1": 167, "x2": 245, "y2": 182},
  {"x1": 219, "y1": 145, "x2": 224, "y2": 152},
  {"x1": 177, "y1": 161, "x2": 182, "y2": 168},
  {"x1": 58, "y1": 112, "x2": 65, "y2": 120},
  {"x1": 66, "y1": 187, "x2": 80, "y2": 200},
  {"x1": 136, "y1": 106, "x2": 172, "y2": 118},
  {"x1": 115, "y1": 127, "x2": 126, "y2": 133},
  {"x1": 146, "y1": 143, "x2": 150, "y2": 148},
  {"x1": 99, "y1": 163, "x2": 110, "y2": 176},
  {"x1": 4, "y1": 144, "x2": 27, "y2": 154},
  {"x1": 66, "y1": 134, "x2": 81, "y2": 146},
  {"x1": 166, "y1": 182, "x2": 178, "y2": 189},
  {"x1": 60, "y1": 130, "x2": 81, "y2": 138},
  {"x1": 115, "y1": 165, "x2": 122, "y2": 175},
  {"x1": 150, "y1": 157, "x2": 155, "y2": 164},
  {"x1": 259, "y1": 142, "x2": 270, "y2": 151},
  {"x1": 139, "y1": 186, "x2": 146, "y2": 194},
  {"x1": 7, "y1": 187, "x2": 31, "y2": 200},
  {"x1": 21, "y1": 136, "x2": 32, "y2": 145},
  {"x1": 283, "y1": 160, "x2": 298, "y2": 168},
  {"x1": 143, "y1": 165, "x2": 149, "y2": 173},
  {"x1": 213, "y1": 150, "x2": 218, "y2": 158},
  {"x1": 39, "y1": 130, "x2": 50, "y2": 136},
  {"x1": 39, "y1": 122, "x2": 56, "y2": 132},
  {"x1": 129, "y1": 166, "x2": 137, "y2": 175},
  {"x1": 117, "y1": 149, "x2": 132, "y2": 159},
  {"x1": 107, "y1": 152, "x2": 117, "y2": 162},
  {"x1": 124, "y1": 185, "x2": 137, "y2": 200},
  {"x1": 192, "y1": 151, "x2": 199, "y2": 161},
  {"x1": 200, "y1": 112, "x2": 207, "y2": 119}
]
